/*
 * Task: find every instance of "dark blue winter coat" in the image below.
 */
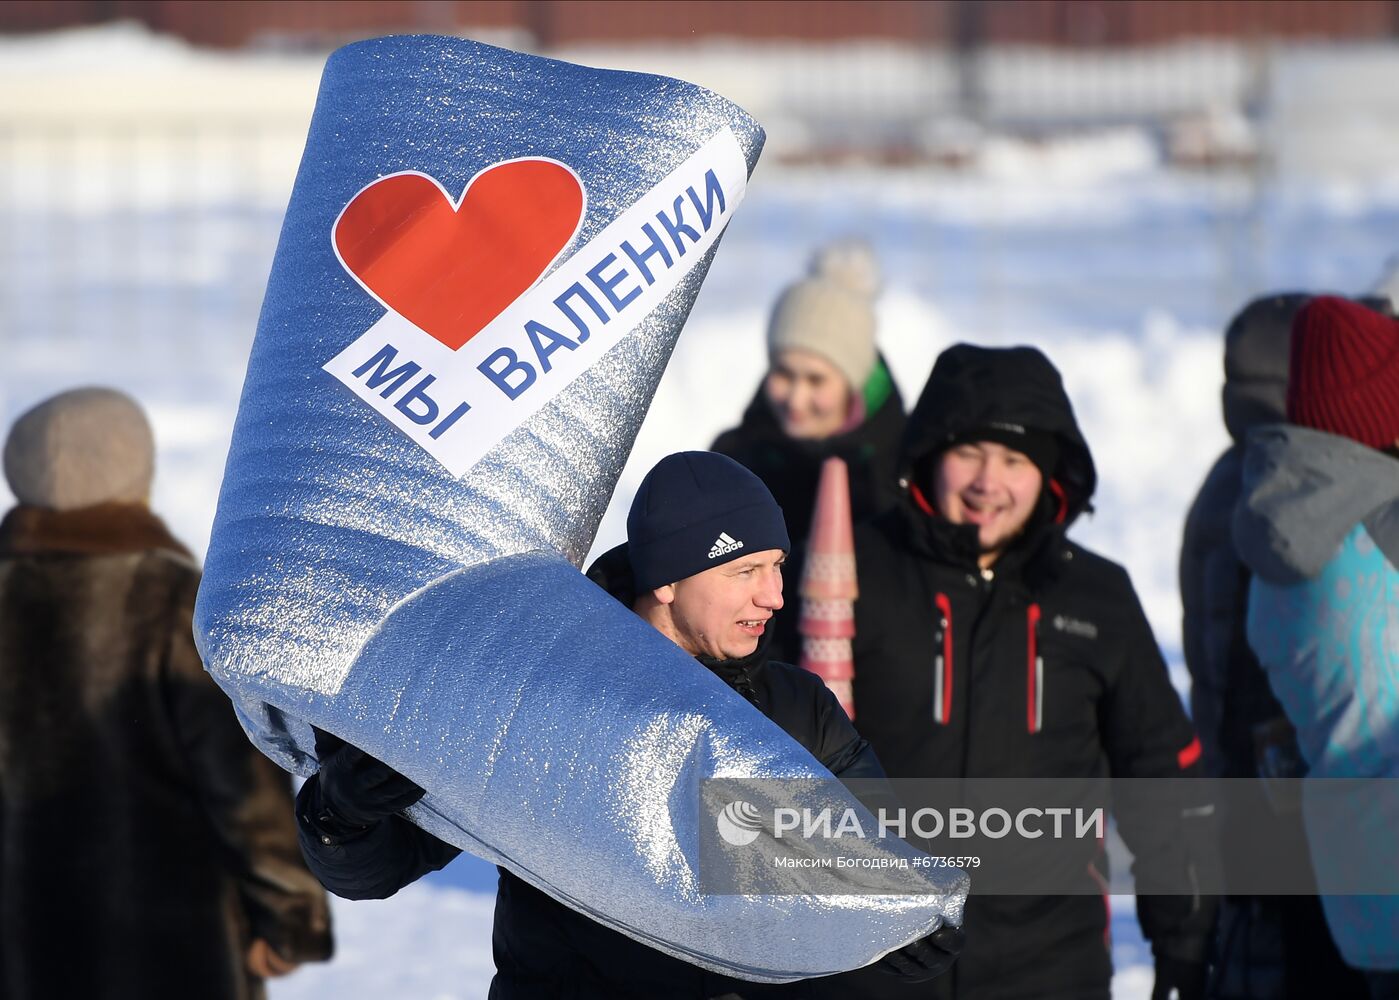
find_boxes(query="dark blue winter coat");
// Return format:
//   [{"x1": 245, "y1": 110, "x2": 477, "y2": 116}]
[{"x1": 1179, "y1": 293, "x2": 1301, "y2": 783}]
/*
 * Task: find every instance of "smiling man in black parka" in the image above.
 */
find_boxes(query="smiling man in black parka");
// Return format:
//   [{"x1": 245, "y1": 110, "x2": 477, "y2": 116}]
[{"x1": 848, "y1": 344, "x2": 1217, "y2": 1000}]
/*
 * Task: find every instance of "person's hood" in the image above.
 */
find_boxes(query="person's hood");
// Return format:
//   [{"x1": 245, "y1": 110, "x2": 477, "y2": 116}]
[
  {"x1": 1221, "y1": 293, "x2": 1306, "y2": 442},
  {"x1": 901, "y1": 343, "x2": 1096, "y2": 527},
  {"x1": 1233, "y1": 424, "x2": 1399, "y2": 584}
]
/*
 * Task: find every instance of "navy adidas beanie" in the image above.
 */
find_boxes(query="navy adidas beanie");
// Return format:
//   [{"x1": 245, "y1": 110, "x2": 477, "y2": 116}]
[{"x1": 628, "y1": 451, "x2": 790, "y2": 591}]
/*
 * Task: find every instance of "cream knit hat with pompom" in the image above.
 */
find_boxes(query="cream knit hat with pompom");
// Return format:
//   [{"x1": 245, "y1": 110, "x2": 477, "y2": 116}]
[{"x1": 767, "y1": 239, "x2": 880, "y2": 391}]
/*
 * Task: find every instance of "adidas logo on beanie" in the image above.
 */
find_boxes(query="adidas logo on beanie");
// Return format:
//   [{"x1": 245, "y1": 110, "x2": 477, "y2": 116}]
[{"x1": 708, "y1": 532, "x2": 745, "y2": 559}]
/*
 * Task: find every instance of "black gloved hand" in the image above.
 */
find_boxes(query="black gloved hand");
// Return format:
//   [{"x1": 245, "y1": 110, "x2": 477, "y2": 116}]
[
  {"x1": 877, "y1": 924, "x2": 964, "y2": 983},
  {"x1": 1151, "y1": 954, "x2": 1207, "y2": 1000},
  {"x1": 310, "y1": 743, "x2": 425, "y2": 832}
]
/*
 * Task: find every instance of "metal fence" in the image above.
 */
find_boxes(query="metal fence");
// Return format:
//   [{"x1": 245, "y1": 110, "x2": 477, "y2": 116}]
[
  {"x1": 2, "y1": 31, "x2": 1392, "y2": 353},
  {"x1": 0, "y1": 118, "x2": 301, "y2": 363},
  {"x1": 1, "y1": 5, "x2": 1397, "y2": 411}
]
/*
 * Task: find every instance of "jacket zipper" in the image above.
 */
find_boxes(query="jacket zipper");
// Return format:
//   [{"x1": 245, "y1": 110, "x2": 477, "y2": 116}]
[
  {"x1": 1027, "y1": 603, "x2": 1043, "y2": 733},
  {"x1": 933, "y1": 592, "x2": 953, "y2": 724}
]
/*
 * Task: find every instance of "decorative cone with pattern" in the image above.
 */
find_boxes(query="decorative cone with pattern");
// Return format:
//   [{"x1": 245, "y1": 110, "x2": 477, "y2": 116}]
[{"x1": 799, "y1": 457, "x2": 858, "y2": 718}]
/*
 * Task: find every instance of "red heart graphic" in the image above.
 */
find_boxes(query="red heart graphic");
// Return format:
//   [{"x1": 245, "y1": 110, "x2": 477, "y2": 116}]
[{"x1": 333, "y1": 159, "x2": 585, "y2": 350}]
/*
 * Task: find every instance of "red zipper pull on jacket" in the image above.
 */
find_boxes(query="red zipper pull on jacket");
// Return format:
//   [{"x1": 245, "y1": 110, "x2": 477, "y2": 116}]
[
  {"x1": 1027, "y1": 603, "x2": 1043, "y2": 733},
  {"x1": 933, "y1": 593, "x2": 953, "y2": 724}
]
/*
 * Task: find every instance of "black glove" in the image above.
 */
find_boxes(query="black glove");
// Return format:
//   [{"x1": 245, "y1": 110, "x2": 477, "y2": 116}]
[
  {"x1": 877, "y1": 924, "x2": 964, "y2": 983},
  {"x1": 308, "y1": 743, "x2": 425, "y2": 832},
  {"x1": 1151, "y1": 954, "x2": 1207, "y2": 1000}
]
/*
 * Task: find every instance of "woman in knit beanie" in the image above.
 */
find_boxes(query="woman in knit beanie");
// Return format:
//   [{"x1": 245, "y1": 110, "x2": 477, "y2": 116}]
[
  {"x1": 763, "y1": 239, "x2": 882, "y2": 440},
  {"x1": 711, "y1": 239, "x2": 907, "y2": 549}
]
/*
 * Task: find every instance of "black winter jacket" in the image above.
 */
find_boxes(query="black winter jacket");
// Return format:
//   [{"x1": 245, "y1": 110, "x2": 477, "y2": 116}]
[
  {"x1": 297, "y1": 543, "x2": 888, "y2": 999},
  {"x1": 712, "y1": 356, "x2": 906, "y2": 548},
  {"x1": 850, "y1": 345, "x2": 1214, "y2": 1000}
]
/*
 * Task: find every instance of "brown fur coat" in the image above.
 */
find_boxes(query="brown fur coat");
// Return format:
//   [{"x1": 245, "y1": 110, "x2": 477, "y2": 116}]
[{"x1": 0, "y1": 503, "x2": 332, "y2": 1000}]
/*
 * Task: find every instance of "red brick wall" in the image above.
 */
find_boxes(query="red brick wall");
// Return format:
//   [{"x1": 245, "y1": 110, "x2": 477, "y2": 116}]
[
  {"x1": 2, "y1": 0, "x2": 1395, "y2": 48},
  {"x1": 978, "y1": 0, "x2": 1398, "y2": 46}
]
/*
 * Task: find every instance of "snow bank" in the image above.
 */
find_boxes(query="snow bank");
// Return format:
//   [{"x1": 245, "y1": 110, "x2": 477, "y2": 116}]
[{"x1": 271, "y1": 884, "x2": 496, "y2": 1000}]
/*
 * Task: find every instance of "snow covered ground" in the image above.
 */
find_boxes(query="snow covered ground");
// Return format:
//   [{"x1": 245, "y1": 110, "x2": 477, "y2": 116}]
[
  {"x1": 4, "y1": 23, "x2": 1399, "y2": 1000},
  {"x1": 272, "y1": 886, "x2": 1149, "y2": 1000}
]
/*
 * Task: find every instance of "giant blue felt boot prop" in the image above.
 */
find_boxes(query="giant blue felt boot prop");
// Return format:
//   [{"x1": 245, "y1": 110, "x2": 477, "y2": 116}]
[{"x1": 195, "y1": 34, "x2": 965, "y2": 982}]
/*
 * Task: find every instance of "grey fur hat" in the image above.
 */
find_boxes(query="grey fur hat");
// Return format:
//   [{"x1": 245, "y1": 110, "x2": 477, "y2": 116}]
[
  {"x1": 4, "y1": 387, "x2": 155, "y2": 511},
  {"x1": 767, "y1": 239, "x2": 881, "y2": 391}
]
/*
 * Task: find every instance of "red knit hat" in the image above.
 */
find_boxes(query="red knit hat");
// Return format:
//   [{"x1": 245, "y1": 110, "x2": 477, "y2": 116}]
[{"x1": 1287, "y1": 296, "x2": 1399, "y2": 450}]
